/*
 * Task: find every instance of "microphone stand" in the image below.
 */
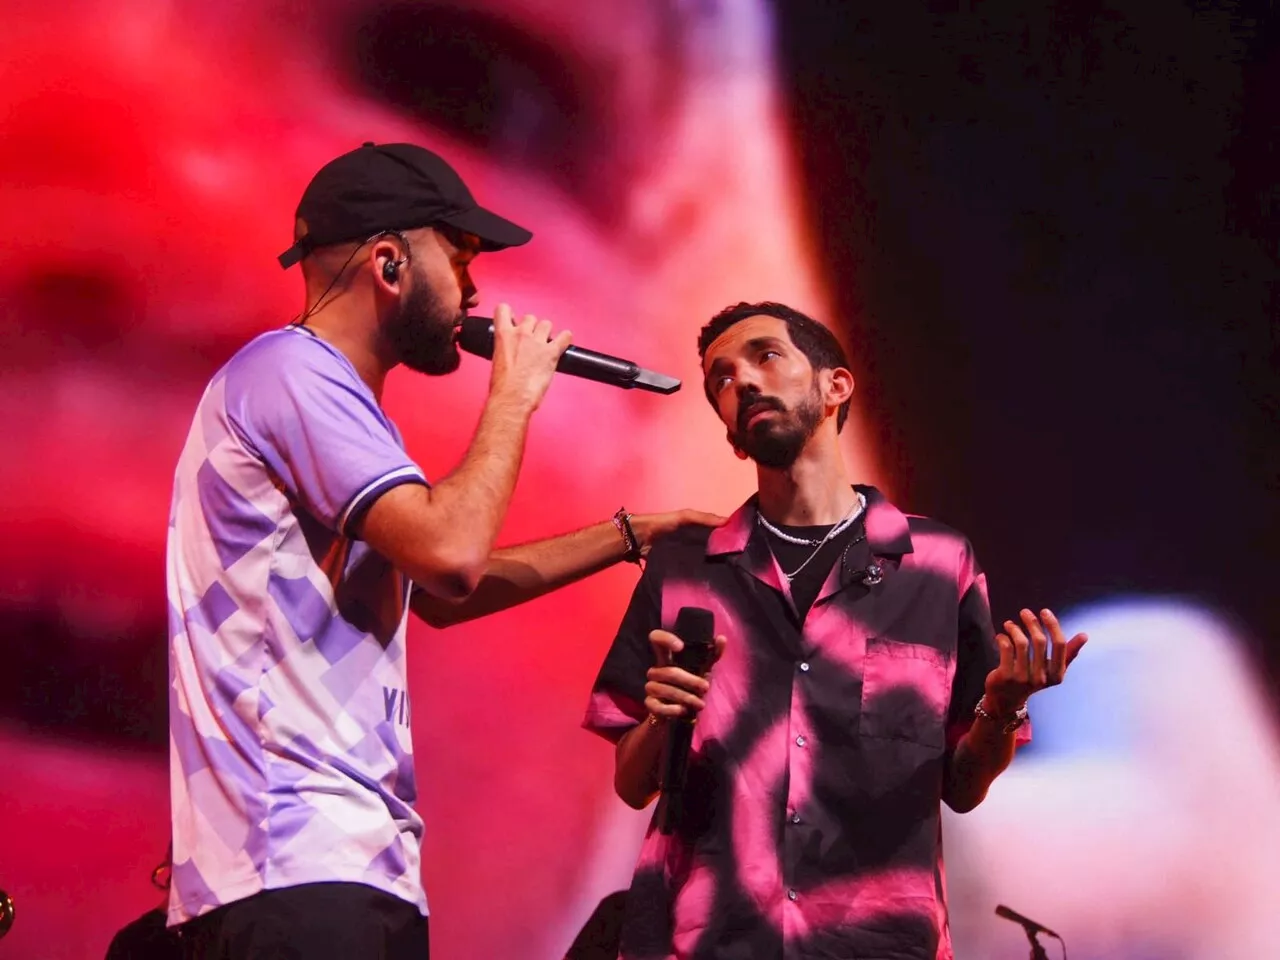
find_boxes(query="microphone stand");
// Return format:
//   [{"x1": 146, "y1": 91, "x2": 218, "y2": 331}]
[
  {"x1": 995, "y1": 904, "x2": 1062, "y2": 960},
  {"x1": 1023, "y1": 926, "x2": 1051, "y2": 960}
]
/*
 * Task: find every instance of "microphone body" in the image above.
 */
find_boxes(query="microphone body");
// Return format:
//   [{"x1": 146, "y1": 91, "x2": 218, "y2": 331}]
[
  {"x1": 457, "y1": 316, "x2": 682, "y2": 395},
  {"x1": 995, "y1": 904, "x2": 1061, "y2": 940},
  {"x1": 658, "y1": 607, "x2": 717, "y2": 835}
]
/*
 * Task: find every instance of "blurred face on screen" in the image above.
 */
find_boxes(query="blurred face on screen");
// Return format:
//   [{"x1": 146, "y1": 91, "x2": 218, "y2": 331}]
[
  {"x1": 0, "y1": 0, "x2": 832, "y2": 607},
  {"x1": 0, "y1": 1, "x2": 839, "y2": 958},
  {"x1": 5, "y1": 8, "x2": 1277, "y2": 960}
]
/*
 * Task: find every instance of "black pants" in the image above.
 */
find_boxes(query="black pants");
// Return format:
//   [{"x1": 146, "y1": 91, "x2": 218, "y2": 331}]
[{"x1": 177, "y1": 882, "x2": 428, "y2": 960}]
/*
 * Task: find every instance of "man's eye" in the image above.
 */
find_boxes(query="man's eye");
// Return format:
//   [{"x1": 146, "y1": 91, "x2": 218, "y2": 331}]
[{"x1": 761, "y1": 350, "x2": 780, "y2": 362}]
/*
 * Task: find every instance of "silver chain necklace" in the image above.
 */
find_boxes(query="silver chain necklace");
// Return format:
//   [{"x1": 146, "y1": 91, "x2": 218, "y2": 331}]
[
  {"x1": 757, "y1": 493, "x2": 867, "y2": 582},
  {"x1": 756, "y1": 492, "x2": 866, "y2": 545}
]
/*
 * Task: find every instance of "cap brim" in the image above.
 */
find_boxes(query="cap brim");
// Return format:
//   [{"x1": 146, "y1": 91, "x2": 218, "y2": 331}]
[{"x1": 440, "y1": 206, "x2": 533, "y2": 251}]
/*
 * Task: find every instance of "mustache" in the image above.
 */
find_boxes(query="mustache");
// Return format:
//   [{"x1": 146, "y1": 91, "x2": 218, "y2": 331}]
[{"x1": 737, "y1": 393, "x2": 786, "y2": 433}]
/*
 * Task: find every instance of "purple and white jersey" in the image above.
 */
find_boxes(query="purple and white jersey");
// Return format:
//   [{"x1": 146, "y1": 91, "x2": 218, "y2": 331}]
[{"x1": 165, "y1": 326, "x2": 428, "y2": 925}]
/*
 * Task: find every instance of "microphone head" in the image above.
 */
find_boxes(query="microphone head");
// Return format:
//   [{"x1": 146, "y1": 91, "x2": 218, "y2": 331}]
[
  {"x1": 456, "y1": 315, "x2": 495, "y2": 359},
  {"x1": 671, "y1": 606, "x2": 716, "y2": 677},
  {"x1": 672, "y1": 606, "x2": 715, "y2": 646}
]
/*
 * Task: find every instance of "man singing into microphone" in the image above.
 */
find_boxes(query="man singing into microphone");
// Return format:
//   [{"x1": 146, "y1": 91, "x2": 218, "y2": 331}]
[
  {"x1": 166, "y1": 142, "x2": 721, "y2": 959},
  {"x1": 583, "y1": 301, "x2": 1087, "y2": 959}
]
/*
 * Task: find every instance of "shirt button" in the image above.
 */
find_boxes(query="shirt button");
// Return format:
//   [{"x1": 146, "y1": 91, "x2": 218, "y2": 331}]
[
  {"x1": 787, "y1": 889, "x2": 798, "y2": 901},
  {"x1": 799, "y1": 662, "x2": 810, "y2": 672},
  {"x1": 795, "y1": 735, "x2": 807, "y2": 747}
]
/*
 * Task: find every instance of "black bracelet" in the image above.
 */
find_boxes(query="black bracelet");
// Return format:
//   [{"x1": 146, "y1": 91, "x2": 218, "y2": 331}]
[
  {"x1": 612, "y1": 507, "x2": 642, "y2": 564},
  {"x1": 621, "y1": 513, "x2": 642, "y2": 560}
]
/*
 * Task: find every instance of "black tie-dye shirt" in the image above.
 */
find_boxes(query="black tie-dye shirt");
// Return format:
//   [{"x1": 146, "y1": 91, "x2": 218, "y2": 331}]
[{"x1": 583, "y1": 486, "x2": 1030, "y2": 960}]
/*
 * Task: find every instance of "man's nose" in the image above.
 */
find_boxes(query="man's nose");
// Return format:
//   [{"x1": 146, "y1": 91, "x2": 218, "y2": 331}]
[
  {"x1": 462, "y1": 282, "x2": 480, "y2": 311},
  {"x1": 735, "y1": 369, "x2": 763, "y2": 396}
]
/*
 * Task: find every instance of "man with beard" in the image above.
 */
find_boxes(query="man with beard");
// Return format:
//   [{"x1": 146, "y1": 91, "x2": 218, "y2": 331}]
[
  {"x1": 583, "y1": 301, "x2": 1087, "y2": 959},
  {"x1": 166, "y1": 143, "x2": 721, "y2": 959}
]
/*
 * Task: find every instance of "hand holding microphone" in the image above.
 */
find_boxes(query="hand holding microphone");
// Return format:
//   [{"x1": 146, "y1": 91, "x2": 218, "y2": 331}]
[
  {"x1": 483, "y1": 303, "x2": 574, "y2": 412},
  {"x1": 645, "y1": 608, "x2": 725, "y2": 834},
  {"x1": 643, "y1": 614, "x2": 724, "y2": 724}
]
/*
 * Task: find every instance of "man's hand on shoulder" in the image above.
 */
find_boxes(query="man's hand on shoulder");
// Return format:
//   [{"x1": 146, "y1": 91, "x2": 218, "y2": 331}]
[{"x1": 628, "y1": 510, "x2": 728, "y2": 557}]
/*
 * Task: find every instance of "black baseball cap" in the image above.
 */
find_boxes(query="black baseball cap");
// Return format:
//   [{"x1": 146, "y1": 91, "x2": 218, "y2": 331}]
[{"x1": 277, "y1": 142, "x2": 532, "y2": 269}]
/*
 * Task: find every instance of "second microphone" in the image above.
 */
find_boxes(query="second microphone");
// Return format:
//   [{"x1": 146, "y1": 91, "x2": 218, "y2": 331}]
[{"x1": 658, "y1": 606, "x2": 717, "y2": 835}]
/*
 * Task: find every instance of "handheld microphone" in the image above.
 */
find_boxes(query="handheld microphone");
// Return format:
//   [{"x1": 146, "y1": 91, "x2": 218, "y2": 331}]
[
  {"x1": 995, "y1": 904, "x2": 1061, "y2": 940},
  {"x1": 456, "y1": 316, "x2": 682, "y2": 395},
  {"x1": 658, "y1": 606, "x2": 717, "y2": 835}
]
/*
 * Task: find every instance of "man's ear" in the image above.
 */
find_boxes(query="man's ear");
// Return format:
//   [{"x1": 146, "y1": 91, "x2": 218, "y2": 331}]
[
  {"x1": 370, "y1": 237, "x2": 406, "y2": 291},
  {"x1": 824, "y1": 366, "x2": 855, "y2": 409}
]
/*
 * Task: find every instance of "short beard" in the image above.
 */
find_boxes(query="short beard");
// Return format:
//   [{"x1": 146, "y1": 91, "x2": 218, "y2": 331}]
[
  {"x1": 384, "y1": 270, "x2": 463, "y2": 376},
  {"x1": 732, "y1": 385, "x2": 824, "y2": 470}
]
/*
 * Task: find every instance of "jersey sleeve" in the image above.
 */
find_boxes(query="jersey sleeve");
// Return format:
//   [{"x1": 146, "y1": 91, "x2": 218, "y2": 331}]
[{"x1": 225, "y1": 333, "x2": 426, "y2": 536}]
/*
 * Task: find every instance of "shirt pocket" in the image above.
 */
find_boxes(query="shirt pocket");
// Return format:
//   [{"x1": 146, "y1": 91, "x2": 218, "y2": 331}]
[{"x1": 858, "y1": 637, "x2": 952, "y2": 749}]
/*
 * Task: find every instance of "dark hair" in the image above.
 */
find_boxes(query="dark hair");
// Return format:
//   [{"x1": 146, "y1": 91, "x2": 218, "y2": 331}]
[{"x1": 697, "y1": 301, "x2": 852, "y2": 431}]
